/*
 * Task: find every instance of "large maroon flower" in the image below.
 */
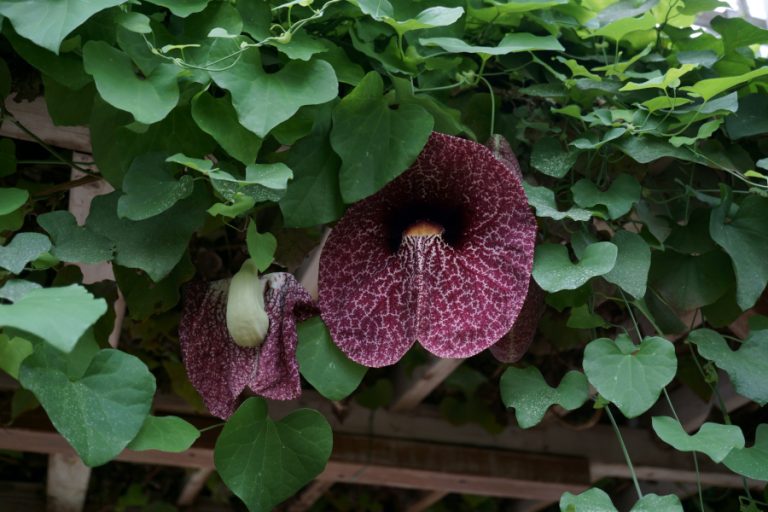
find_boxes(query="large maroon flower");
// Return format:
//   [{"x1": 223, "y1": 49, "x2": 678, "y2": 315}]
[
  {"x1": 318, "y1": 132, "x2": 537, "y2": 367},
  {"x1": 179, "y1": 272, "x2": 314, "y2": 419}
]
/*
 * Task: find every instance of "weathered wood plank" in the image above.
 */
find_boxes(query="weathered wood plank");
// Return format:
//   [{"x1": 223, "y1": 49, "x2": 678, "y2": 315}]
[
  {"x1": 390, "y1": 356, "x2": 464, "y2": 413},
  {"x1": 1, "y1": 96, "x2": 91, "y2": 153}
]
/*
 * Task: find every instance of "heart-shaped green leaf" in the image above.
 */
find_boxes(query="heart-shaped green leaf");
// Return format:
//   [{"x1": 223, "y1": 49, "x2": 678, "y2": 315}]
[
  {"x1": 83, "y1": 41, "x2": 180, "y2": 124},
  {"x1": 420, "y1": 33, "x2": 564, "y2": 55},
  {"x1": 723, "y1": 423, "x2": 768, "y2": 481},
  {"x1": 356, "y1": 0, "x2": 463, "y2": 35},
  {"x1": 583, "y1": 335, "x2": 676, "y2": 418},
  {"x1": 246, "y1": 223, "x2": 277, "y2": 273},
  {"x1": 191, "y1": 91, "x2": 262, "y2": 165},
  {"x1": 687, "y1": 324, "x2": 768, "y2": 405},
  {"x1": 652, "y1": 416, "x2": 744, "y2": 463},
  {"x1": 529, "y1": 137, "x2": 578, "y2": 178},
  {"x1": 209, "y1": 41, "x2": 338, "y2": 138},
  {"x1": 560, "y1": 488, "x2": 683, "y2": 512},
  {"x1": 710, "y1": 190, "x2": 768, "y2": 310},
  {"x1": 215, "y1": 397, "x2": 333, "y2": 512},
  {"x1": 500, "y1": 366, "x2": 589, "y2": 428},
  {"x1": 0, "y1": 285, "x2": 107, "y2": 353},
  {"x1": 331, "y1": 72, "x2": 433, "y2": 203},
  {"x1": 144, "y1": 0, "x2": 209, "y2": 17},
  {"x1": 20, "y1": 344, "x2": 156, "y2": 466},
  {"x1": 0, "y1": 232, "x2": 51, "y2": 274},
  {"x1": 560, "y1": 487, "x2": 616, "y2": 511},
  {"x1": 87, "y1": 189, "x2": 209, "y2": 282},
  {"x1": 0, "y1": 187, "x2": 28, "y2": 215},
  {"x1": 648, "y1": 250, "x2": 732, "y2": 311},
  {"x1": 0, "y1": 279, "x2": 41, "y2": 303},
  {"x1": 37, "y1": 211, "x2": 114, "y2": 264},
  {"x1": 603, "y1": 230, "x2": 651, "y2": 299},
  {"x1": 118, "y1": 153, "x2": 195, "y2": 221},
  {"x1": 0, "y1": 0, "x2": 125, "y2": 54},
  {"x1": 524, "y1": 184, "x2": 592, "y2": 221},
  {"x1": 127, "y1": 416, "x2": 200, "y2": 453},
  {"x1": 0, "y1": 334, "x2": 33, "y2": 379},
  {"x1": 533, "y1": 242, "x2": 617, "y2": 292},
  {"x1": 278, "y1": 104, "x2": 345, "y2": 228},
  {"x1": 296, "y1": 316, "x2": 367, "y2": 401},
  {"x1": 571, "y1": 174, "x2": 641, "y2": 219}
]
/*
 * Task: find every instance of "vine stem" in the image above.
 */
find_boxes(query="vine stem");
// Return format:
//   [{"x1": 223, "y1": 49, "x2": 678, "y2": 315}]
[
  {"x1": 1, "y1": 112, "x2": 100, "y2": 177},
  {"x1": 605, "y1": 404, "x2": 643, "y2": 500},
  {"x1": 478, "y1": 76, "x2": 496, "y2": 136},
  {"x1": 663, "y1": 388, "x2": 705, "y2": 511},
  {"x1": 199, "y1": 422, "x2": 225, "y2": 433}
]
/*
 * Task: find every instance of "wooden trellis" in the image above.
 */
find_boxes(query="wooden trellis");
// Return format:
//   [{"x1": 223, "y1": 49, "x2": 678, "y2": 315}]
[{"x1": 0, "y1": 95, "x2": 760, "y2": 511}]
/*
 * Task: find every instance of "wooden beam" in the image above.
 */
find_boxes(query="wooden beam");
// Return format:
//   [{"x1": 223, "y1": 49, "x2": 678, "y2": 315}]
[
  {"x1": 390, "y1": 356, "x2": 464, "y2": 412},
  {"x1": 177, "y1": 468, "x2": 214, "y2": 507},
  {"x1": 1, "y1": 96, "x2": 91, "y2": 153},
  {"x1": 285, "y1": 480, "x2": 334, "y2": 512},
  {"x1": 405, "y1": 490, "x2": 448, "y2": 512},
  {"x1": 0, "y1": 418, "x2": 590, "y2": 501}
]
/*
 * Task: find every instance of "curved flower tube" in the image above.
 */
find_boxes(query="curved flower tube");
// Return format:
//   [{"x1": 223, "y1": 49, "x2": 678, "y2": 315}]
[
  {"x1": 179, "y1": 272, "x2": 314, "y2": 419},
  {"x1": 318, "y1": 132, "x2": 537, "y2": 367}
]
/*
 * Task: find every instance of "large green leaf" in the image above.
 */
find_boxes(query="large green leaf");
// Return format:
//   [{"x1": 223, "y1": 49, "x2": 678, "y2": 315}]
[
  {"x1": 117, "y1": 153, "x2": 195, "y2": 221},
  {"x1": 648, "y1": 250, "x2": 731, "y2": 311},
  {"x1": 0, "y1": 285, "x2": 106, "y2": 353},
  {"x1": 725, "y1": 94, "x2": 768, "y2": 139},
  {"x1": 560, "y1": 488, "x2": 616, "y2": 511},
  {"x1": 215, "y1": 397, "x2": 333, "y2": 512},
  {"x1": 87, "y1": 189, "x2": 209, "y2": 282},
  {"x1": 296, "y1": 317, "x2": 367, "y2": 401},
  {"x1": 571, "y1": 174, "x2": 641, "y2": 219},
  {"x1": 523, "y1": 184, "x2": 592, "y2": 221},
  {"x1": 652, "y1": 416, "x2": 744, "y2": 463},
  {"x1": 711, "y1": 16, "x2": 768, "y2": 53},
  {"x1": 0, "y1": 0, "x2": 125, "y2": 54},
  {"x1": 83, "y1": 41, "x2": 179, "y2": 124},
  {"x1": 688, "y1": 326, "x2": 768, "y2": 406},
  {"x1": 420, "y1": 33, "x2": 564, "y2": 55},
  {"x1": 0, "y1": 187, "x2": 28, "y2": 215},
  {"x1": 331, "y1": 72, "x2": 433, "y2": 203},
  {"x1": 530, "y1": 137, "x2": 578, "y2": 178},
  {"x1": 0, "y1": 232, "x2": 51, "y2": 274},
  {"x1": 20, "y1": 344, "x2": 156, "y2": 466},
  {"x1": 279, "y1": 104, "x2": 345, "y2": 227},
  {"x1": 210, "y1": 42, "x2": 338, "y2": 138},
  {"x1": 0, "y1": 334, "x2": 33, "y2": 379},
  {"x1": 357, "y1": 0, "x2": 463, "y2": 35},
  {"x1": 0, "y1": 279, "x2": 41, "y2": 303},
  {"x1": 144, "y1": 0, "x2": 209, "y2": 17},
  {"x1": 191, "y1": 91, "x2": 262, "y2": 165},
  {"x1": 583, "y1": 335, "x2": 676, "y2": 418},
  {"x1": 114, "y1": 255, "x2": 194, "y2": 321},
  {"x1": 532, "y1": 242, "x2": 617, "y2": 292},
  {"x1": 127, "y1": 415, "x2": 200, "y2": 453},
  {"x1": 603, "y1": 231, "x2": 651, "y2": 299},
  {"x1": 710, "y1": 192, "x2": 768, "y2": 310},
  {"x1": 500, "y1": 367, "x2": 589, "y2": 429},
  {"x1": 37, "y1": 211, "x2": 114, "y2": 264},
  {"x1": 681, "y1": 67, "x2": 768, "y2": 101},
  {"x1": 723, "y1": 423, "x2": 768, "y2": 481},
  {"x1": 246, "y1": 223, "x2": 276, "y2": 273}
]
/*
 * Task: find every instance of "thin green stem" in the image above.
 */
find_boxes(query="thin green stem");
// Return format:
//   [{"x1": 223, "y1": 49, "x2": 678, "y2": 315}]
[
  {"x1": 620, "y1": 290, "x2": 641, "y2": 341},
  {"x1": 2, "y1": 114, "x2": 99, "y2": 177},
  {"x1": 663, "y1": 388, "x2": 705, "y2": 511},
  {"x1": 479, "y1": 76, "x2": 496, "y2": 136},
  {"x1": 199, "y1": 422, "x2": 225, "y2": 433},
  {"x1": 605, "y1": 405, "x2": 643, "y2": 499}
]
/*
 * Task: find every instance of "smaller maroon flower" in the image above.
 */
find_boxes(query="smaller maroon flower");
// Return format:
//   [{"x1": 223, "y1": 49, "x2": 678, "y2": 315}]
[
  {"x1": 179, "y1": 271, "x2": 314, "y2": 419},
  {"x1": 318, "y1": 132, "x2": 537, "y2": 367}
]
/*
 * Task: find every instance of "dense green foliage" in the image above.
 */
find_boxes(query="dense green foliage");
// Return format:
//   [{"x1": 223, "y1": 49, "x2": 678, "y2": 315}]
[{"x1": 0, "y1": 0, "x2": 768, "y2": 510}]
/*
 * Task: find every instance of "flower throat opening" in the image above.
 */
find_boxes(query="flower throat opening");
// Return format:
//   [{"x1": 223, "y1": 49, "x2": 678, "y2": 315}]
[{"x1": 385, "y1": 201, "x2": 469, "y2": 252}]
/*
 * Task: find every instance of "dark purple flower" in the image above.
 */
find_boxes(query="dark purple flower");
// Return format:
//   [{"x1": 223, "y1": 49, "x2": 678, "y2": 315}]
[
  {"x1": 179, "y1": 272, "x2": 314, "y2": 419},
  {"x1": 318, "y1": 132, "x2": 537, "y2": 367}
]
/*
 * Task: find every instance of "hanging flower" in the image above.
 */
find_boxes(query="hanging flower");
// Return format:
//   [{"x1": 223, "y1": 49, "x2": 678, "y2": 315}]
[
  {"x1": 179, "y1": 270, "x2": 314, "y2": 419},
  {"x1": 318, "y1": 132, "x2": 537, "y2": 367}
]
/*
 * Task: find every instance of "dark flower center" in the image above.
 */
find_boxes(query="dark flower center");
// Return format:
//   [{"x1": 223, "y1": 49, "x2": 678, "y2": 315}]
[{"x1": 385, "y1": 200, "x2": 469, "y2": 252}]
